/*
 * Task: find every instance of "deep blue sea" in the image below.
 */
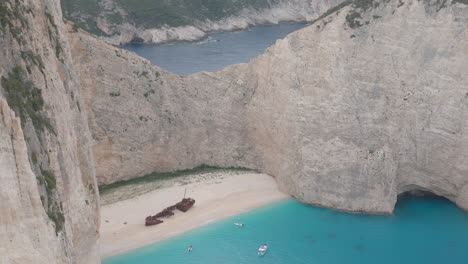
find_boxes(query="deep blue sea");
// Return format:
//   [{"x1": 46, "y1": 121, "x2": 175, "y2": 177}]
[
  {"x1": 122, "y1": 23, "x2": 306, "y2": 76},
  {"x1": 104, "y1": 197, "x2": 468, "y2": 264}
]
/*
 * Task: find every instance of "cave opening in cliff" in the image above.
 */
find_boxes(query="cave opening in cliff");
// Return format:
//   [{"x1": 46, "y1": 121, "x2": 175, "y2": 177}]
[{"x1": 395, "y1": 189, "x2": 452, "y2": 209}]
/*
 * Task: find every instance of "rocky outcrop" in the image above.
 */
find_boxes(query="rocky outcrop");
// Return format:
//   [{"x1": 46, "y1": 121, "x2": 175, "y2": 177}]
[
  {"x1": 0, "y1": 0, "x2": 99, "y2": 263},
  {"x1": 70, "y1": 30, "x2": 263, "y2": 186},
  {"x1": 71, "y1": 0, "x2": 468, "y2": 214}
]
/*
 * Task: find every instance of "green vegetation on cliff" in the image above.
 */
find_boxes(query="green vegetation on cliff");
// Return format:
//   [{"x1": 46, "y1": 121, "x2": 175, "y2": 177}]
[
  {"x1": 115, "y1": 0, "x2": 277, "y2": 28},
  {"x1": 312, "y1": 0, "x2": 460, "y2": 31},
  {"x1": 0, "y1": 1, "x2": 32, "y2": 45},
  {"x1": 61, "y1": 0, "x2": 102, "y2": 35},
  {"x1": 61, "y1": 0, "x2": 280, "y2": 35},
  {"x1": 99, "y1": 165, "x2": 254, "y2": 194},
  {"x1": 1, "y1": 66, "x2": 64, "y2": 235},
  {"x1": 1, "y1": 66, "x2": 51, "y2": 132}
]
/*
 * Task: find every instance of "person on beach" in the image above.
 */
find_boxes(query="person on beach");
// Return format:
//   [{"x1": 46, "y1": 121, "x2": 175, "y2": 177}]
[{"x1": 188, "y1": 245, "x2": 193, "y2": 252}]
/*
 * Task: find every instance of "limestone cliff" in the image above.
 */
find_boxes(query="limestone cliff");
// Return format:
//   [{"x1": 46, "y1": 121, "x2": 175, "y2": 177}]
[
  {"x1": 0, "y1": 0, "x2": 99, "y2": 263},
  {"x1": 72, "y1": 0, "x2": 468, "y2": 214}
]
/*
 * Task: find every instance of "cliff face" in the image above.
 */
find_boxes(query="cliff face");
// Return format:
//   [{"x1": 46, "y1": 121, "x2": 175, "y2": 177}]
[
  {"x1": 8, "y1": 0, "x2": 467, "y2": 262},
  {"x1": 71, "y1": 31, "x2": 258, "y2": 185},
  {"x1": 0, "y1": 0, "x2": 99, "y2": 263},
  {"x1": 72, "y1": 0, "x2": 468, "y2": 214},
  {"x1": 1, "y1": 0, "x2": 466, "y2": 260},
  {"x1": 63, "y1": 0, "x2": 343, "y2": 45}
]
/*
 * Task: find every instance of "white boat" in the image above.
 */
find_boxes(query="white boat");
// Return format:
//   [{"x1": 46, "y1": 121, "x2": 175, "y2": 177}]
[
  {"x1": 257, "y1": 244, "x2": 268, "y2": 256},
  {"x1": 234, "y1": 223, "x2": 244, "y2": 227}
]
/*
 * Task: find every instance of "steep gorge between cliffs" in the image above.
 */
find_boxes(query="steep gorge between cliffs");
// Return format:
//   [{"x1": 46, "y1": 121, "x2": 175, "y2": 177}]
[
  {"x1": 1, "y1": 0, "x2": 468, "y2": 263},
  {"x1": 72, "y1": 0, "x2": 468, "y2": 215}
]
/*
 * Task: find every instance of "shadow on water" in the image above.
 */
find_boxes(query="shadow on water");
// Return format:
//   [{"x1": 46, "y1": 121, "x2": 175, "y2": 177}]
[
  {"x1": 396, "y1": 190, "x2": 452, "y2": 205},
  {"x1": 353, "y1": 244, "x2": 365, "y2": 251},
  {"x1": 394, "y1": 190, "x2": 457, "y2": 216}
]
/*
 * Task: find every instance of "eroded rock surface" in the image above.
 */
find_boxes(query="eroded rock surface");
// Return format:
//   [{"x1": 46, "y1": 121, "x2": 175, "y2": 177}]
[
  {"x1": 8, "y1": 0, "x2": 467, "y2": 262},
  {"x1": 71, "y1": 0, "x2": 468, "y2": 214},
  {"x1": 0, "y1": 0, "x2": 99, "y2": 263}
]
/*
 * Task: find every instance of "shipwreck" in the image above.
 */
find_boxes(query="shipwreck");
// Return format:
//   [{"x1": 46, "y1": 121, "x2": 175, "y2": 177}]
[{"x1": 145, "y1": 198, "x2": 196, "y2": 226}]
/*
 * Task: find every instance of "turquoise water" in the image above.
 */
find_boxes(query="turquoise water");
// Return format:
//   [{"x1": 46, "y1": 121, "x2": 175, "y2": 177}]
[
  {"x1": 104, "y1": 196, "x2": 468, "y2": 264},
  {"x1": 122, "y1": 23, "x2": 306, "y2": 76}
]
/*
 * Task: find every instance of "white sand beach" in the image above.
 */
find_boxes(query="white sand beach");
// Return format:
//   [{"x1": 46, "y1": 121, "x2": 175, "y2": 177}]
[{"x1": 100, "y1": 171, "x2": 289, "y2": 258}]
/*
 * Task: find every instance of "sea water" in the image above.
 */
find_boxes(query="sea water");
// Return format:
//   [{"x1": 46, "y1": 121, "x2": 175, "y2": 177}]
[
  {"x1": 103, "y1": 196, "x2": 468, "y2": 264},
  {"x1": 116, "y1": 24, "x2": 468, "y2": 264},
  {"x1": 122, "y1": 23, "x2": 306, "y2": 76}
]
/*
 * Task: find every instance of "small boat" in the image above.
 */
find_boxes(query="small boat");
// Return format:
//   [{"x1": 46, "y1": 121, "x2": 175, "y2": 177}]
[
  {"x1": 257, "y1": 244, "x2": 268, "y2": 256},
  {"x1": 234, "y1": 223, "x2": 245, "y2": 227}
]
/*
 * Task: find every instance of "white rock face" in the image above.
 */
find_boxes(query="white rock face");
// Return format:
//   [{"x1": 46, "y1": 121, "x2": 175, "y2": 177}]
[
  {"x1": 0, "y1": 0, "x2": 99, "y2": 263},
  {"x1": 71, "y1": 0, "x2": 468, "y2": 214},
  {"x1": 2, "y1": 0, "x2": 466, "y2": 261},
  {"x1": 100, "y1": 0, "x2": 344, "y2": 45}
]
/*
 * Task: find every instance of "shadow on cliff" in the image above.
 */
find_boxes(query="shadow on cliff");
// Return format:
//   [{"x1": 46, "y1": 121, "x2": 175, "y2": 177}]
[{"x1": 395, "y1": 190, "x2": 453, "y2": 212}]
